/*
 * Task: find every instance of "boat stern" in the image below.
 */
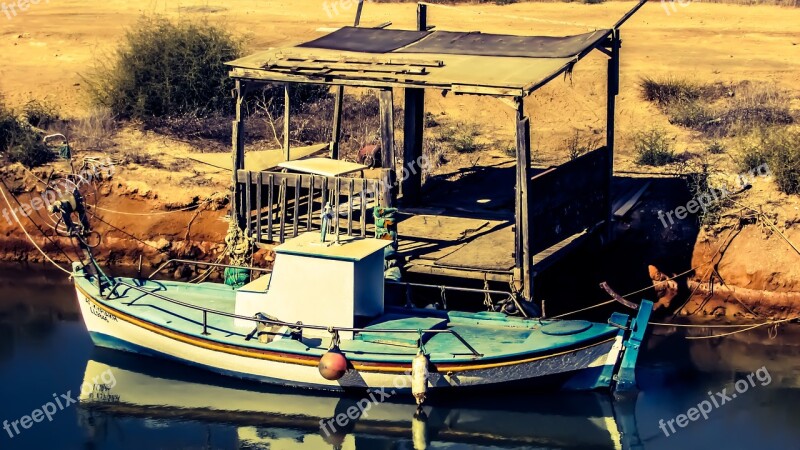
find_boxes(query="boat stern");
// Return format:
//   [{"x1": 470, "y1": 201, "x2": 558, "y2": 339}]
[{"x1": 613, "y1": 299, "x2": 654, "y2": 393}]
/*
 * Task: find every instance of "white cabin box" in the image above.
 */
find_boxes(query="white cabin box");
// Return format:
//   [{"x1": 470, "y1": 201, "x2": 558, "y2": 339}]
[{"x1": 235, "y1": 232, "x2": 391, "y2": 338}]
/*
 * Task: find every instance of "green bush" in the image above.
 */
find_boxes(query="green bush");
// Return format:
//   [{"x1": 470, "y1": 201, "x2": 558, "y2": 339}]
[
  {"x1": 706, "y1": 141, "x2": 726, "y2": 154},
  {"x1": 0, "y1": 100, "x2": 53, "y2": 168},
  {"x1": 639, "y1": 77, "x2": 718, "y2": 105},
  {"x1": 738, "y1": 128, "x2": 800, "y2": 195},
  {"x1": 448, "y1": 123, "x2": 483, "y2": 153},
  {"x1": 633, "y1": 128, "x2": 676, "y2": 166},
  {"x1": 85, "y1": 16, "x2": 244, "y2": 119},
  {"x1": 666, "y1": 100, "x2": 713, "y2": 129},
  {"x1": 22, "y1": 99, "x2": 60, "y2": 129}
]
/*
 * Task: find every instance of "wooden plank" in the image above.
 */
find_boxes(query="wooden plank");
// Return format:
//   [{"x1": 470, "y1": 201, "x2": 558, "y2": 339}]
[
  {"x1": 404, "y1": 259, "x2": 513, "y2": 282},
  {"x1": 229, "y1": 68, "x2": 519, "y2": 98},
  {"x1": 360, "y1": 179, "x2": 367, "y2": 237},
  {"x1": 516, "y1": 113, "x2": 532, "y2": 301},
  {"x1": 265, "y1": 61, "x2": 428, "y2": 75},
  {"x1": 276, "y1": 54, "x2": 444, "y2": 67},
  {"x1": 402, "y1": 87, "x2": 424, "y2": 204},
  {"x1": 231, "y1": 81, "x2": 247, "y2": 228},
  {"x1": 293, "y1": 175, "x2": 301, "y2": 237},
  {"x1": 379, "y1": 89, "x2": 396, "y2": 207},
  {"x1": 279, "y1": 178, "x2": 287, "y2": 242},
  {"x1": 244, "y1": 171, "x2": 252, "y2": 239},
  {"x1": 267, "y1": 173, "x2": 274, "y2": 242},
  {"x1": 528, "y1": 147, "x2": 609, "y2": 255},
  {"x1": 605, "y1": 30, "x2": 620, "y2": 243},
  {"x1": 417, "y1": 3, "x2": 427, "y2": 31},
  {"x1": 334, "y1": 177, "x2": 341, "y2": 237},
  {"x1": 307, "y1": 174, "x2": 315, "y2": 231},
  {"x1": 331, "y1": 87, "x2": 344, "y2": 159},
  {"x1": 347, "y1": 178, "x2": 354, "y2": 236},
  {"x1": 283, "y1": 84, "x2": 291, "y2": 161},
  {"x1": 256, "y1": 172, "x2": 263, "y2": 243}
]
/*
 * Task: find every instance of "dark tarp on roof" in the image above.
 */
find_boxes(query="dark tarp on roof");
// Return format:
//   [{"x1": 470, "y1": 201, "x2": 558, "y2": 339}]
[
  {"x1": 297, "y1": 27, "x2": 431, "y2": 54},
  {"x1": 396, "y1": 29, "x2": 610, "y2": 58},
  {"x1": 296, "y1": 26, "x2": 610, "y2": 59}
]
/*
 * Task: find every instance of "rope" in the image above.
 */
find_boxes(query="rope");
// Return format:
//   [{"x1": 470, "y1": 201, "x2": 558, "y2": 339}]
[
  {"x1": 91, "y1": 214, "x2": 166, "y2": 253},
  {"x1": 417, "y1": 1, "x2": 604, "y2": 31},
  {"x1": 0, "y1": 181, "x2": 72, "y2": 275},
  {"x1": 91, "y1": 199, "x2": 210, "y2": 217},
  {"x1": 549, "y1": 266, "x2": 701, "y2": 319},
  {"x1": 682, "y1": 316, "x2": 798, "y2": 340},
  {"x1": 731, "y1": 199, "x2": 800, "y2": 257}
]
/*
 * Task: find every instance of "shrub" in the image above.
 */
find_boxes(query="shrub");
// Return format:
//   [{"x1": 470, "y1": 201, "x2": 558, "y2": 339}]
[
  {"x1": 448, "y1": 123, "x2": 483, "y2": 153},
  {"x1": 22, "y1": 99, "x2": 60, "y2": 129},
  {"x1": 564, "y1": 130, "x2": 601, "y2": 160},
  {"x1": 738, "y1": 128, "x2": 800, "y2": 195},
  {"x1": 639, "y1": 77, "x2": 718, "y2": 105},
  {"x1": 84, "y1": 16, "x2": 244, "y2": 119},
  {"x1": 0, "y1": 99, "x2": 53, "y2": 168},
  {"x1": 666, "y1": 100, "x2": 714, "y2": 129},
  {"x1": 706, "y1": 141, "x2": 725, "y2": 154},
  {"x1": 716, "y1": 84, "x2": 793, "y2": 135},
  {"x1": 633, "y1": 128, "x2": 676, "y2": 166}
]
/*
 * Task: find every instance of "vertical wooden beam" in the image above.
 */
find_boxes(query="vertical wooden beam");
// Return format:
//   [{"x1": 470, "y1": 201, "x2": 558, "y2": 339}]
[
  {"x1": 417, "y1": 3, "x2": 427, "y2": 31},
  {"x1": 360, "y1": 179, "x2": 367, "y2": 237},
  {"x1": 256, "y1": 171, "x2": 263, "y2": 244},
  {"x1": 347, "y1": 179, "x2": 354, "y2": 236},
  {"x1": 279, "y1": 178, "x2": 287, "y2": 242},
  {"x1": 379, "y1": 88, "x2": 396, "y2": 207},
  {"x1": 307, "y1": 175, "x2": 315, "y2": 231},
  {"x1": 331, "y1": 88, "x2": 344, "y2": 159},
  {"x1": 293, "y1": 175, "x2": 301, "y2": 237},
  {"x1": 267, "y1": 173, "x2": 274, "y2": 242},
  {"x1": 402, "y1": 88, "x2": 424, "y2": 204},
  {"x1": 244, "y1": 171, "x2": 252, "y2": 238},
  {"x1": 231, "y1": 80, "x2": 247, "y2": 229},
  {"x1": 329, "y1": 2, "x2": 364, "y2": 160},
  {"x1": 515, "y1": 99, "x2": 533, "y2": 301},
  {"x1": 605, "y1": 30, "x2": 620, "y2": 243},
  {"x1": 283, "y1": 84, "x2": 291, "y2": 161}
]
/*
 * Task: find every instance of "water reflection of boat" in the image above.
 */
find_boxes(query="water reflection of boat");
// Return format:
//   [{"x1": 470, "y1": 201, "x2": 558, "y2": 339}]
[{"x1": 78, "y1": 350, "x2": 643, "y2": 449}]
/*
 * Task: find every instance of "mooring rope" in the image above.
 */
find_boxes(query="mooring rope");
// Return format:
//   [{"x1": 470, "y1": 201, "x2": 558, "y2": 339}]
[
  {"x1": 0, "y1": 180, "x2": 72, "y2": 275},
  {"x1": 92, "y1": 199, "x2": 211, "y2": 217}
]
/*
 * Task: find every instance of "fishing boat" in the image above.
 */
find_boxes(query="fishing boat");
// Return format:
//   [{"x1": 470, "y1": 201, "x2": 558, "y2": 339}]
[
  {"x1": 77, "y1": 350, "x2": 644, "y2": 449},
  {"x1": 73, "y1": 225, "x2": 654, "y2": 401}
]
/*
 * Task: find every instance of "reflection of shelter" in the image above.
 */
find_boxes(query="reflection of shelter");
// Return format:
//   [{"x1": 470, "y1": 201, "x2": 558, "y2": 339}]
[{"x1": 226, "y1": 3, "x2": 647, "y2": 301}]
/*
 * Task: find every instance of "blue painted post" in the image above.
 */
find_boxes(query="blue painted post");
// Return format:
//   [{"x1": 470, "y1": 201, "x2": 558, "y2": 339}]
[{"x1": 615, "y1": 300, "x2": 654, "y2": 392}]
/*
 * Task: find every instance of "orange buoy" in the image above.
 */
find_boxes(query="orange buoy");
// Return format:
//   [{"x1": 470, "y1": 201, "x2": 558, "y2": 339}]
[{"x1": 319, "y1": 349, "x2": 348, "y2": 380}]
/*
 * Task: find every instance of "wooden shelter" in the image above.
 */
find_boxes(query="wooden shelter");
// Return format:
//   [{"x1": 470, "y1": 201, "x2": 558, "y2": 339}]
[{"x1": 225, "y1": 2, "x2": 647, "y2": 302}]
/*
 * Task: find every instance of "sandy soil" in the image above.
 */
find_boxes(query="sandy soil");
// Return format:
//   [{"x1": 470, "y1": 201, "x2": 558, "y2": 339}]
[{"x1": 1, "y1": 0, "x2": 799, "y2": 316}]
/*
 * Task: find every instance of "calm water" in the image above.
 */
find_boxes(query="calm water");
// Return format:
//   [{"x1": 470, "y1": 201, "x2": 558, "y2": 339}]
[{"x1": 1, "y1": 264, "x2": 799, "y2": 450}]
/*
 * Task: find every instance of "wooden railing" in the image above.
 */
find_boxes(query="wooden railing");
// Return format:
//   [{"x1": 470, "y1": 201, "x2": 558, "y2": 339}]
[{"x1": 236, "y1": 170, "x2": 390, "y2": 244}]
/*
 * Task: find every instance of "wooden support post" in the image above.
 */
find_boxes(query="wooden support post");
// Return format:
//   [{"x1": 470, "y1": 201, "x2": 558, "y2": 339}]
[
  {"x1": 417, "y1": 3, "x2": 427, "y2": 31},
  {"x1": 605, "y1": 30, "x2": 620, "y2": 244},
  {"x1": 379, "y1": 88, "x2": 396, "y2": 207},
  {"x1": 331, "y1": 87, "x2": 343, "y2": 159},
  {"x1": 231, "y1": 80, "x2": 247, "y2": 229},
  {"x1": 402, "y1": 88, "x2": 424, "y2": 204},
  {"x1": 515, "y1": 99, "x2": 533, "y2": 301},
  {"x1": 283, "y1": 84, "x2": 291, "y2": 161}
]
